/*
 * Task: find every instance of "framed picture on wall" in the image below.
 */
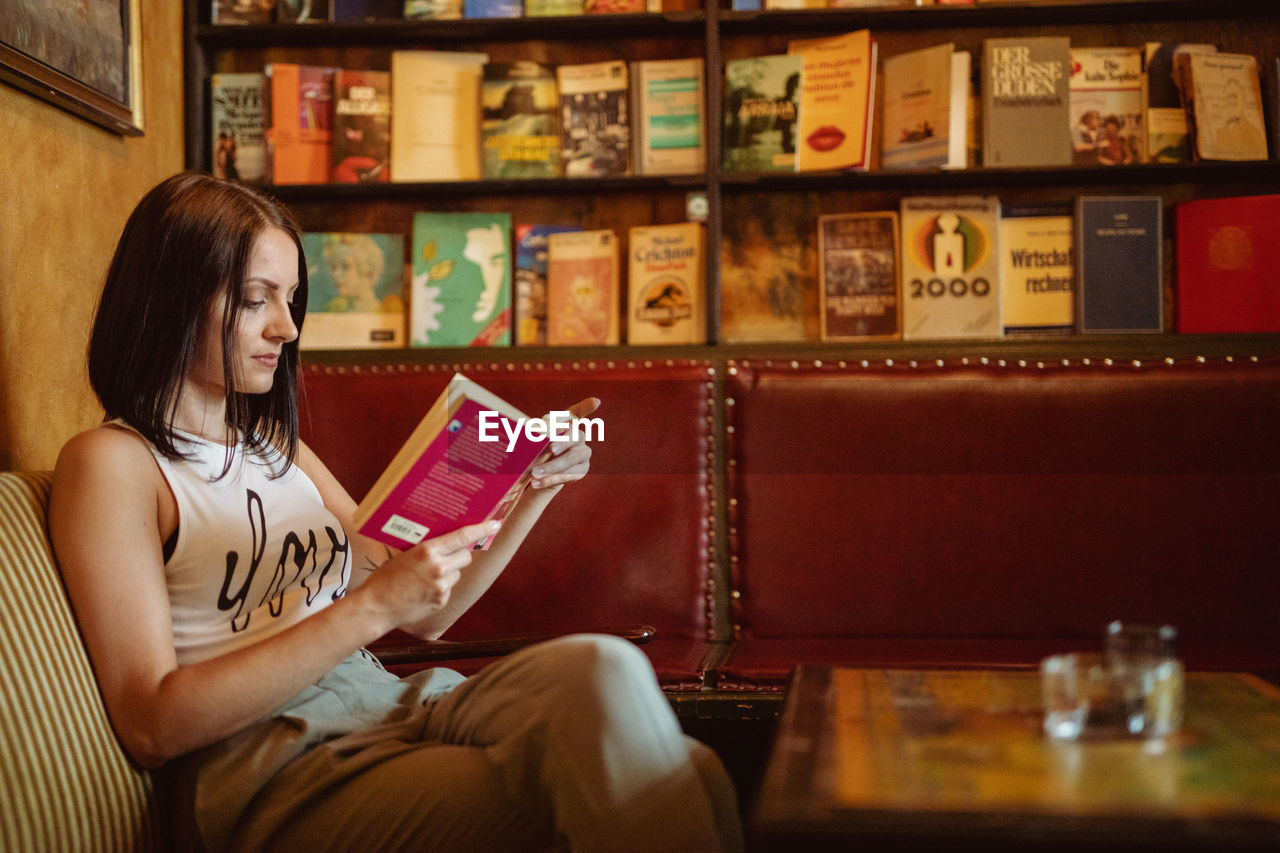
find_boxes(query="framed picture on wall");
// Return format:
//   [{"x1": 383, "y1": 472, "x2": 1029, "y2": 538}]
[{"x1": 0, "y1": 0, "x2": 144, "y2": 136}]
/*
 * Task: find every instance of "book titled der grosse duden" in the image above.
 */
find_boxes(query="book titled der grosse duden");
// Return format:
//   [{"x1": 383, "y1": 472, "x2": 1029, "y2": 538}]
[
  {"x1": 353, "y1": 373, "x2": 552, "y2": 551},
  {"x1": 998, "y1": 205, "x2": 1074, "y2": 335},
  {"x1": 899, "y1": 196, "x2": 1002, "y2": 339},
  {"x1": 981, "y1": 36, "x2": 1071, "y2": 168}
]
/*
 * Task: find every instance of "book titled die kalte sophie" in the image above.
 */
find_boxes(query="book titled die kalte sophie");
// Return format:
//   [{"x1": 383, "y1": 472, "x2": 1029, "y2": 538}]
[{"x1": 352, "y1": 373, "x2": 556, "y2": 550}]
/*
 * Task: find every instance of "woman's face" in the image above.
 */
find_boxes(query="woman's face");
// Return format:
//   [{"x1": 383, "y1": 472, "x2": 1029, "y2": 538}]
[{"x1": 192, "y1": 226, "x2": 300, "y2": 398}]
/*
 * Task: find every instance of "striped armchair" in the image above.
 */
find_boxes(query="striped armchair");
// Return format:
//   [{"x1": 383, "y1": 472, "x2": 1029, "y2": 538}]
[{"x1": 0, "y1": 471, "x2": 161, "y2": 851}]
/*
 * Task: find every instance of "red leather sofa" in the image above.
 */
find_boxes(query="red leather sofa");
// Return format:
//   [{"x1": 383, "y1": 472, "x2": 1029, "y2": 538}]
[
  {"x1": 300, "y1": 359, "x2": 720, "y2": 692},
  {"x1": 299, "y1": 353, "x2": 1280, "y2": 710}
]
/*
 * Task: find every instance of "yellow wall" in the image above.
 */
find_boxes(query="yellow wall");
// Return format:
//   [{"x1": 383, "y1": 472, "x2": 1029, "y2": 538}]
[{"x1": 0, "y1": 1, "x2": 184, "y2": 471}]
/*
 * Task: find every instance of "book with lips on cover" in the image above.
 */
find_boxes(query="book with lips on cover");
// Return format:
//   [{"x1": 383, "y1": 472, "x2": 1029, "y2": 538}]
[{"x1": 787, "y1": 29, "x2": 877, "y2": 172}]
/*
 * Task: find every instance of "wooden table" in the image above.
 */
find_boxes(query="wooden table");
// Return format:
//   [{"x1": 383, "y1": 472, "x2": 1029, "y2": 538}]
[{"x1": 751, "y1": 665, "x2": 1280, "y2": 851}]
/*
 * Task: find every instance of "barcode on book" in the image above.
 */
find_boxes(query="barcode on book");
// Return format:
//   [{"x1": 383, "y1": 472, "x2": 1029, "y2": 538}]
[{"x1": 382, "y1": 515, "x2": 429, "y2": 544}]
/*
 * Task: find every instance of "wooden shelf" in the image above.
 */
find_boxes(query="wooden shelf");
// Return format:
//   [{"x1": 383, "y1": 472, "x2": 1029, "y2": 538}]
[
  {"x1": 720, "y1": 161, "x2": 1280, "y2": 193},
  {"x1": 719, "y1": 0, "x2": 1279, "y2": 33},
  {"x1": 185, "y1": 0, "x2": 1280, "y2": 359},
  {"x1": 298, "y1": 334, "x2": 1280, "y2": 368},
  {"x1": 195, "y1": 12, "x2": 705, "y2": 48}
]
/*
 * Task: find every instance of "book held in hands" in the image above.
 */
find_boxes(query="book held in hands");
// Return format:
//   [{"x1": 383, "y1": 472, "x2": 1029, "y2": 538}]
[{"x1": 352, "y1": 373, "x2": 552, "y2": 550}]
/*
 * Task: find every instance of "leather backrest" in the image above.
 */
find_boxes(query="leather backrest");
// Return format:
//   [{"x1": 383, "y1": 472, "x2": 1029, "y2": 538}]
[
  {"x1": 727, "y1": 357, "x2": 1280, "y2": 657},
  {"x1": 300, "y1": 360, "x2": 716, "y2": 640}
]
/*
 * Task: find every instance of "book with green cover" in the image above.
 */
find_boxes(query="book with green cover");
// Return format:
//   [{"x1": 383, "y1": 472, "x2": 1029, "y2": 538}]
[
  {"x1": 482, "y1": 61, "x2": 561, "y2": 179},
  {"x1": 722, "y1": 54, "x2": 803, "y2": 173},
  {"x1": 410, "y1": 212, "x2": 513, "y2": 347}
]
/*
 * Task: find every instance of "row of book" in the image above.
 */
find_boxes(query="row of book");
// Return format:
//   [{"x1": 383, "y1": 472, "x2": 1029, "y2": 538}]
[
  {"x1": 212, "y1": 0, "x2": 689, "y2": 23},
  {"x1": 212, "y1": 54, "x2": 704, "y2": 184},
  {"x1": 213, "y1": 31, "x2": 1272, "y2": 187},
  {"x1": 733, "y1": 30, "x2": 1272, "y2": 176},
  {"x1": 299, "y1": 216, "x2": 705, "y2": 350},
  {"x1": 811, "y1": 192, "x2": 1279, "y2": 342},
  {"x1": 299, "y1": 192, "x2": 1279, "y2": 352}
]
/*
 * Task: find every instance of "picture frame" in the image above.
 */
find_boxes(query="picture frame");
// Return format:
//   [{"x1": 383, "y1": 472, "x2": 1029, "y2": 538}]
[{"x1": 0, "y1": 0, "x2": 144, "y2": 136}]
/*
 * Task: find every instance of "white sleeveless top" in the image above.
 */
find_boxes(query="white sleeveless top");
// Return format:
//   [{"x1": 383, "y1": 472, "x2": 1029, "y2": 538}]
[{"x1": 140, "y1": 428, "x2": 352, "y2": 666}]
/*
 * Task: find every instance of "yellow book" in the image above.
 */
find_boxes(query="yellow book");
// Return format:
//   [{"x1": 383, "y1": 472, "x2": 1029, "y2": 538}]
[
  {"x1": 998, "y1": 207, "x2": 1074, "y2": 334},
  {"x1": 787, "y1": 29, "x2": 877, "y2": 172},
  {"x1": 627, "y1": 222, "x2": 705, "y2": 345},
  {"x1": 390, "y1": 50, "x2": 487, "y2": 182}
]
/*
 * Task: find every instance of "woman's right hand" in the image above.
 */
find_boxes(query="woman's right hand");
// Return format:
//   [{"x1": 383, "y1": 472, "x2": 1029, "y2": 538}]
[{"x1": 354, "y1": 520, "x2": 499, "y2": 633}]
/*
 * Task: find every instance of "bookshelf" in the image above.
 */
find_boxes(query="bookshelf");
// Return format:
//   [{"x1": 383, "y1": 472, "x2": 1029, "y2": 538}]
[{"x1": 183, "y1": 0, "x2": 1280, "y2": 361}]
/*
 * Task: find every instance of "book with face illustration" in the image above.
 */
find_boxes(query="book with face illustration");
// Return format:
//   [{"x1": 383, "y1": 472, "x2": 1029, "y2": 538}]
[
  {"x1": 300, "y1": 231, "x2": 406, "y2": 350},
  {"x1": 409, "y1": 212, "x2": 513, "y2": 347}
]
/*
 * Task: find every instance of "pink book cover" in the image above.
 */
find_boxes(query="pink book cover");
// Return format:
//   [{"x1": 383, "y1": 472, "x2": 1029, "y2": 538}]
[{"x1": 356, "y1": 398, "x2": 548, "y2": 549}]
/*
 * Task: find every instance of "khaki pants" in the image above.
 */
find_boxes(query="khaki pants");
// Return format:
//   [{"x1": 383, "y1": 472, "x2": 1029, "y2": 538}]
[{"x1": 172, "y1": 635, "x2": 741, "y2": 853}]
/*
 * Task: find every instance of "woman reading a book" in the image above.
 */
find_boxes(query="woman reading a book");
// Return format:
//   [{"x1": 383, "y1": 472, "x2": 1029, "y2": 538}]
[{"x1": 48, "y1": 172, "x2": 741, "y2": 853}]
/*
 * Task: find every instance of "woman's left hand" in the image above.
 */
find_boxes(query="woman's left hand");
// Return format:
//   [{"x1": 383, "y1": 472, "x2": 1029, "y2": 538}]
[{"x1": 529, "y1": 397, "x2": 600, "y2": 493}]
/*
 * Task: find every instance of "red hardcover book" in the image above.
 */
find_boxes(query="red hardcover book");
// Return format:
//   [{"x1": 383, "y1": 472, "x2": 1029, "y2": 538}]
[
  {"x1": 332, "y1": 69, "x2": 391, "y2": 183},
  {"x1": 352, "y1": 373, "x2": 551, "y2": 550},
  {"x1": 1176, "y1": 194, "x2": 1280, "y2": 333}
]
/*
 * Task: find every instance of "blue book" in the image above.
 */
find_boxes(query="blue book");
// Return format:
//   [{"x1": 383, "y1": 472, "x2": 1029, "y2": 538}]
[
  {"x1": 465, "y1": 0, "x2": 522, "y2": 16},
  {"x1": 514, "y1": 224, "x2": 580, "y2": 345},
  {"x1": 1074, "y1": 196, "x2": 1162, "y2": 333},
  {"x1": 332, "y1": 0, "x2": 401, "y2": 20}
]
